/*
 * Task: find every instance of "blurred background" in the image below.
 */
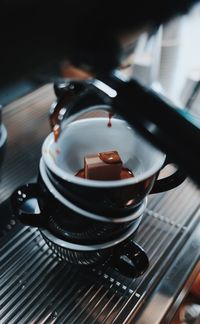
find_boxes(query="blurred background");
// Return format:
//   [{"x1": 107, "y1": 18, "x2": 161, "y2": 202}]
[
  {"x1": 127, "y1": 2, "x2": 200, "y2": 108},
  {"x1": 0, "y1": 3, "x2": 200, "y2": 111}
]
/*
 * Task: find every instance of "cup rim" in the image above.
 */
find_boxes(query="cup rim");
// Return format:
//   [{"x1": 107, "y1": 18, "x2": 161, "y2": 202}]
[
  {"x1": 40, "y1": 219, "x2": 138, "y2": 251},
  {"x1": 39, "y1": 158, "x2": 147, "y2": 223},
  {"x1": 42, "y1": 117, "x2": 166, "y2": 188}
]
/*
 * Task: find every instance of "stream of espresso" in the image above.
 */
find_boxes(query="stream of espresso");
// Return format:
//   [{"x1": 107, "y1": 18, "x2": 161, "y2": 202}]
[{"x1": 107, "y1": 112, "x2": 113, "y2": 128}]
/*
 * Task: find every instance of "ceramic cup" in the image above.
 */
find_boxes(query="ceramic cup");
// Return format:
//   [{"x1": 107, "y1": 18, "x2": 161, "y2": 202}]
[
  {"x1": 11, "y1": 158, "x2": 149, "y2": 276},
  {"x1": 42, "y1": 114, "x2": 186, "y2": 218},
  {"x1": 11, "y1": 158, "x2": 147, "y2": 244}
]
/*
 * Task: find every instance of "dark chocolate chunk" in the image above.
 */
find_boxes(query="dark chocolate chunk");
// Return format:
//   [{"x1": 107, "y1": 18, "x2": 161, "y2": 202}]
[{"x1": 84, "y1": 151, "x2": 122, "y2": 180}]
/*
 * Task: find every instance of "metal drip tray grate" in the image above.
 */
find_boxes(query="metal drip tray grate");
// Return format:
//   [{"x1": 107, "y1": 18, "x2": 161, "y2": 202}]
[
  {"x1": 1, "y1": 86, "x2": 200, "y2": 323},
  {"x1": 1, "y1": 187, "x2": 200, "y2": 324}
]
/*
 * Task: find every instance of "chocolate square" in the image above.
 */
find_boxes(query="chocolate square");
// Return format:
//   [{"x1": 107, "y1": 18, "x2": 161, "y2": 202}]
[{"x1": 84, "y1": 151, "x2": 122, "y2": 180}]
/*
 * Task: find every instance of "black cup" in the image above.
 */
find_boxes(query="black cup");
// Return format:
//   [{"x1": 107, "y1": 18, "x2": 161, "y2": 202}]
[
  {"x1": 11, "y1": 158, "x2": 147, "y2": 244},
  {"x1": 40, "y1": 225, "x2": 149, "y2": 278},
  {"x1": 11, "y1": 158, "x2": 149, "y2": 277},
  {"x1": 42, "y1": 115, "x2": 186, "y2": 218}
]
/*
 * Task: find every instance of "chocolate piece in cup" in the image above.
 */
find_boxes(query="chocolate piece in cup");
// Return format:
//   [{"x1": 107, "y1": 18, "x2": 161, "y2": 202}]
[
  {"x1": 76, "y1": 150, "x2": 134, "y2": 181},
  {"x1": 84, "y1": 150, "x2": 122, "y2": 180}
]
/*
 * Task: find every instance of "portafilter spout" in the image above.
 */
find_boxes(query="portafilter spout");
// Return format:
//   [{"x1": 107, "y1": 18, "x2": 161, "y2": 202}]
[{"x1": 50, "y1": 78, "x2": 115, "y2": 131}]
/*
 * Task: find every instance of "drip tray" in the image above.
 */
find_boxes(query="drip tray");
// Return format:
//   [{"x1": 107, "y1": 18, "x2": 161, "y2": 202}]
[
  {"x1": 1, "y1": 186, "x2": 200, "y2": 324},
  {"x1": 1, "y1": 85, "x2": 200, "y2": 323}
]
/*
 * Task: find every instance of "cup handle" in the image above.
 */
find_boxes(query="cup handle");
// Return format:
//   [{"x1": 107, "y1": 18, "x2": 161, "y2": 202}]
[
  {"x1": 150, "y1": 160, "x2": 187, "y2": 194},
  {"x1": 10, "y1": 183, "x2": 47, "y2": 227},
  {"x1": 111, "y1": 242, "x2": 149, "y2": 277}
]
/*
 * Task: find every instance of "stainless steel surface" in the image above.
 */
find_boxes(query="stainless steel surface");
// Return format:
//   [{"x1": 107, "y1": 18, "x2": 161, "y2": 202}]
[
  {"x1": 116, "y1": 210, "x2": 200, "y2": 324},
  {"x1": 1, "y1": 86, "x2": 200, "y2": 323},
  {"x1": 0, "y1": 84, "x2": 55, "y2": 204}
]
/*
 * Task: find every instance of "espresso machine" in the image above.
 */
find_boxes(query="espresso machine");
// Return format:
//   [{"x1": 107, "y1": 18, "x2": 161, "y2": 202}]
[{"x1": 1, "y1": 1, "x2": 200, "y2": 323}]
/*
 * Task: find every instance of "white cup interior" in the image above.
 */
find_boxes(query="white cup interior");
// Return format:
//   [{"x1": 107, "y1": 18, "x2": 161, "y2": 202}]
[{"x1": 42, "y1": 117, "x2": 165, "y2": 187}]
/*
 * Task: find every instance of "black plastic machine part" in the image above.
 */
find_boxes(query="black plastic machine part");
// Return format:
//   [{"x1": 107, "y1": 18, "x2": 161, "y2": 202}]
[
  {"x1": 111, "y1": 75, "x2": 200, "y2": 186},
  {"x1": 53, "y1": 75, "x2": 196, "y2": 186}
]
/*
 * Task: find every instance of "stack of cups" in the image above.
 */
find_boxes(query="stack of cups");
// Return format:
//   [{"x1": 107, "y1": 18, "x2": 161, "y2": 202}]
[{"x1": 11, "y1": 80, "x2": 186, "y2": 277}]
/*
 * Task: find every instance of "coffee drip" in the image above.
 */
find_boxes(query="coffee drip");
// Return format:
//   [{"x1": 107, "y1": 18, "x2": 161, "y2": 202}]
[
  {"x1": 107, "y1": 112, "x2": 113, "y2": 128},
  {"x1": 50, "y1": 80, "x2": 88, "y2": 142},
  {"x1": 52, "y1": 110, "x2": 113, "y2": 142},
  {"x1": 53, "y1": 125, "x2": 61, "y2": 142}
]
